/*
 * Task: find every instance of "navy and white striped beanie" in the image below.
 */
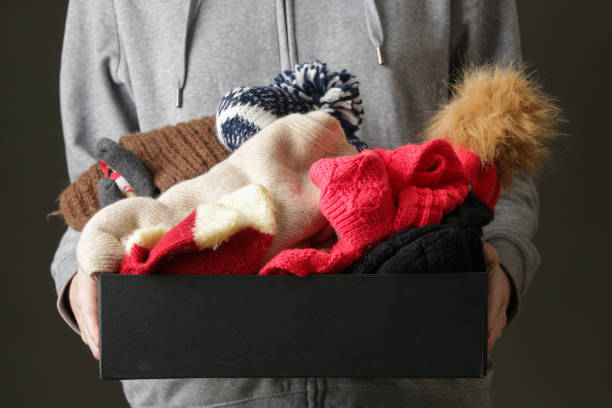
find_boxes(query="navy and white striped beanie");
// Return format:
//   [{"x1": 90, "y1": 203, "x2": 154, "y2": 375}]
[{"x1": 216, "y1": 61, "x2": 367, "y2": 152}]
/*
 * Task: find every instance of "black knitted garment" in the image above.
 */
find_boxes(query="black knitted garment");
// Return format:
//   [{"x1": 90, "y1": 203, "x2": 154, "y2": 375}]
[{"x1": 344, "y1": 193, "x2": 494, "y2": 275}]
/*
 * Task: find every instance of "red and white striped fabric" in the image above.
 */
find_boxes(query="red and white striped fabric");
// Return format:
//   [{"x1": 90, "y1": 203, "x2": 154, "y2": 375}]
[
  {"x1": 119, "y1": 184, "x2": 277, "y2": 275},
  {"x1": 99, "y1": 159, "x2": 136, "y2": 196}
]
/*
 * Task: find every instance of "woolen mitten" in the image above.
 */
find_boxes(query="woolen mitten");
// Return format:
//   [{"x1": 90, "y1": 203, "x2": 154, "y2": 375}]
[
  {"x1": 96, "y1": 138, "x2": 158, "y2": 197},
  {"x1": 120, "y1": 184, "x2": 277, "y2": 275},
  {"x1": 56, "y1": 115, "x2": 229, "y2": 231},
  {"x1": 217, "y1": 61, "x2": 367, "y2": 151},
  {"x1": 260, "y1": 139, "x2": 469, "y2": 276},
  {"x1": 344, "y1": 193, "x2": 494, "y2": 275},
  {"x1": 97, "y1": 178, "x2": 124, "y2": 208},
  {"x1": 98, "y1": 158, "x2": 137, "y2": 202},
  {"x1": 76, "y1": 112, "x2": 358, "y2": 276}
]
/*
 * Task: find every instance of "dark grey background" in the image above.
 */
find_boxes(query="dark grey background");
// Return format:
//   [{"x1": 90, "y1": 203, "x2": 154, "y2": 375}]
[{"x1": 1, "y1": 1, "x2": 609, "y2": 406}]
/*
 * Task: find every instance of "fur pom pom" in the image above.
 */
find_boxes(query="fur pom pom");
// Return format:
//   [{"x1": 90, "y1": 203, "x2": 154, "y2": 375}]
[{"x1": 425, "y1": 65, "x2": 561, "y2": 187}]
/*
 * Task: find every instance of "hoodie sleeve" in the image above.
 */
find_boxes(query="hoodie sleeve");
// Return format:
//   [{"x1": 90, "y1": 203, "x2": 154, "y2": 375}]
[
  {"x1": 450, "y1": 0, "x2": 539, "y2": 323},
  {"x1": 51, "y1": 0, "x2": 138, "y2": 332}
]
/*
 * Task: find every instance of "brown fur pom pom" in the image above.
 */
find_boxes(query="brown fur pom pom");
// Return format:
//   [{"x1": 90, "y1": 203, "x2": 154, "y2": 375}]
[{"x1": 425, "y1": 65, "x2": 561, "y2": 187}]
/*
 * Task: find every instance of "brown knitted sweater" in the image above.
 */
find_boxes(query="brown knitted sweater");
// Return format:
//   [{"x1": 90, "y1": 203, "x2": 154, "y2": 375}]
[{"x1": 57, "y1": 116, "x2": 229, "y2": 231}]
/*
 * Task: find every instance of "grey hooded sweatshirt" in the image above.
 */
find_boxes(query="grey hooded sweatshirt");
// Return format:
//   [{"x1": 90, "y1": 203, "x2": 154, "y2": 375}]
[{"x1": 52, "y1": 1, "x2": 539, "y2": 407}]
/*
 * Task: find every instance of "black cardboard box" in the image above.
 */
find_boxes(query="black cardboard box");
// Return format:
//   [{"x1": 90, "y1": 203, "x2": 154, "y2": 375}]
[{"x1": 99, "y1": 273, "x2": 487, "y2": 380}]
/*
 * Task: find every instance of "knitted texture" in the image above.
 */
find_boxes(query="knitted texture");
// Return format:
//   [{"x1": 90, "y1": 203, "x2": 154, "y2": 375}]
[
  {"x1": 373, "y1": 139, "x2": 470, "y2": 230},
  {"x1": 76, "y1": 112, "x2": 358, "y2": 276},
  {"x1": 260, "y1": 139, "x2": 469, "y2": 276},
  {"x1": 57, "y1": 163, "x2": 104, "y2": 231},
  {"x1": 344, "y1": 193, "x2": 494, "y2": 275},
  {"x1": 121, "y1": 116, "x2": 229, "y2": 191},
  {"x1": 120, "y1": 184, "x2": 277, "y2": 275},
  {"x1": 454, "y1": 147, "x2": 500, "y2": 209},
  {"x1": 56, "y1": 115, "x2": 229, "y2": 231},
  {"x1": 217, "y1": 61, "x2": 367, "y2": 151}
]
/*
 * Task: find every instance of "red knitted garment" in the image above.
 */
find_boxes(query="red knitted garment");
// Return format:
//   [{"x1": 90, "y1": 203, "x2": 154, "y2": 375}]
[
  {"x1": 260, "y1": 139, "x2": 470, "y2": 276},
  {"x1": 373, "y1": 139, "x2": 469, "y2": 231},
  {"x1": 120, "y1": 210, "x2": 274, "y2": 275},
  {"x1": 453, "y1": 147, "x2": 500, "y2": 209},
  {"x1": 120, "y1": 184, "x2": 277, "y2": 275}
]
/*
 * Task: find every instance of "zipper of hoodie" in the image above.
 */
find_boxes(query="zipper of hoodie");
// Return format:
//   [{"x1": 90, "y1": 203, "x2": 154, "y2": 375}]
[
  {"x1": 276, "y1": 3, "x2": 325, "y2": 405},
  {"x1": 275, "y1": 0, "x2": 297, "y2": 71}
]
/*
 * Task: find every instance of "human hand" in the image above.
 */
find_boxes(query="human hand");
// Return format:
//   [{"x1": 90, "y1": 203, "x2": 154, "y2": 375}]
[
  {"x1": 68, "y1": 268, "x2": 100, "y2": 360},
  {"x1": 483, "y1": 242, "x2": 512, "y2": 352}
]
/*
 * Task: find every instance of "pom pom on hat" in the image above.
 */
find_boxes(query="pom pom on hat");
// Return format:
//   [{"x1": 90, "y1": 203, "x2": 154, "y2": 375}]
[
  {"x1": 425, "y1": 64, "x2": 561, "y2": 189},
  {"x1": 274, "y1": 62, "x2": 364, "y2": 146},
  {"x1": 217, "y1": 61, "x2": 367, "y2": 151}
]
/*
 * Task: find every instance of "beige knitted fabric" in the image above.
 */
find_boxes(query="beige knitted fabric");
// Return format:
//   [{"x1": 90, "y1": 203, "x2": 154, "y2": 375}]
[{"x1": 76, "y1": 112, "x2": 358, "y2": 276}]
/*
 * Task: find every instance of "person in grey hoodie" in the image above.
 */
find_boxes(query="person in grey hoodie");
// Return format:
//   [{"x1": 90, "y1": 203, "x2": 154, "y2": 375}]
[{"x1": 52, "y1": 1, "x2": 538, "y2": 407}]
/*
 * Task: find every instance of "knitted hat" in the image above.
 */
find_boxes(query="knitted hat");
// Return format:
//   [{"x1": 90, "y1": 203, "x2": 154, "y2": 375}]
[
  {"x1": 120, "y1": 184, "x2": 277, "y2": 275},
  {"x1": 217, "y1": 61, "x2": 367, "y2": 151},
  {"x1": 56, "y1": 115, "x2": 229, "y2": 231},
  {"x1": 425, "y1": 65, "x2": 561, "y2": 208},
  {"x1": 260, "y1": 139, "x2": 469, "y2": 277},
  {"x1": 453, "y1": 147, "x2": 500, "y2": 209},
  {"x1": 76, "y1": 112, "x2": 357, "y2": 276},
  {"x1": 344, "y1": 193, "x2": 494, "y2": 275},
  {"x1": 122, "y1": 116, "x2": 229, "y2": 191},
  {"x1": 373, "y1": 139, "x2": 469, "y2": 231},
  {"x1": 57, "y1": 163, "x2": 104, "y2": 231}
]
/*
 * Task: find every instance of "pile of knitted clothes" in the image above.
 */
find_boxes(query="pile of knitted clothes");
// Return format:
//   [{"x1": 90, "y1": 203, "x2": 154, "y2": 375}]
[
  {"x1": 56, "y1": 62, "x2": 364, "y2": 232},
  {"x1": 62, "y1": 62, "x2": 559, "y2": 277},
  {"x1": 260, "y1": 141, "x2": 490, "y2": 276}
]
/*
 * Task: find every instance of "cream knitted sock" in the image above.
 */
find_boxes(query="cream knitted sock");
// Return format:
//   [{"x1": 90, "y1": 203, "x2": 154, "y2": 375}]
[{"x1": 76, "y1": 112, "x2": 358, "y2": 276}]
